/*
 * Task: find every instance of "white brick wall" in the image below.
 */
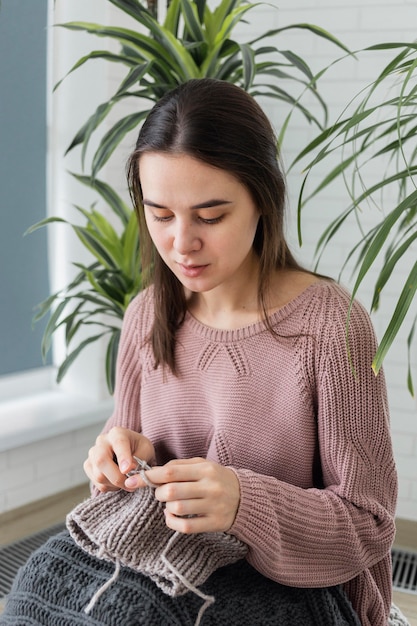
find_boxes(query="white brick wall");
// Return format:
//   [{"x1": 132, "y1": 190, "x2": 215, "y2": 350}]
[
  {"x1": 4, "y1": 0, "x2": 412, "y2": 519},
  {"x1": 0, "y1": 423, "x2": 103, "y2": 513},
  {"x1": 242, "y1": 0, "x2": 417, "y2": 520}
]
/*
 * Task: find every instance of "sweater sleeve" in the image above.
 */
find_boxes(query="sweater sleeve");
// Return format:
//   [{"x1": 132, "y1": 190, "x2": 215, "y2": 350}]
[
  {"x1": 229, "y1": 288, "x2": 398, "y2": 589},
  {"x1": 101, "y1": 291, "x2": 148, "y2": 434}
]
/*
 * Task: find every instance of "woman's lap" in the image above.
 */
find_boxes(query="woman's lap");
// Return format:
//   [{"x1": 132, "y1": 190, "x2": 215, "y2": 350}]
[{"x1": 0, "y1": 531, "x2": 360, "y2": 626}]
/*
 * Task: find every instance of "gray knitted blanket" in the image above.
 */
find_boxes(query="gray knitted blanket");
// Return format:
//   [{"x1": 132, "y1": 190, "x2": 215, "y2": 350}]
[{"x1": 0, "y1": 529, "x2": 360, "y2": 625}]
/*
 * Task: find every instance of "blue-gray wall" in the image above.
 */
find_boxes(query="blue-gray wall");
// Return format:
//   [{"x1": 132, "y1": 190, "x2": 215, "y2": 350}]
[{"x1": 0, "y1": 0, "x2": 50, "y2": 375}]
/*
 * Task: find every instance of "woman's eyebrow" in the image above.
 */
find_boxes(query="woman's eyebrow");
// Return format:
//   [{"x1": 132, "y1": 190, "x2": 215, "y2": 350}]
[
  {"x1": 143, "y1": 198, "x2": 232, "y2": 209},
  {"x1": 192, "y1": 199, "x2": 232, "y2": 209},
  {"x1": 142, "y1": 199, "x2": 165, "y2": 208}
]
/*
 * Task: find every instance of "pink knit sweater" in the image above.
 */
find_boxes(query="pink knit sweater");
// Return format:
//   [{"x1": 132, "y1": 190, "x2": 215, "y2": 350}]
[{"x1": 103, "y1": 280, "x2": 397, "y2": 626}]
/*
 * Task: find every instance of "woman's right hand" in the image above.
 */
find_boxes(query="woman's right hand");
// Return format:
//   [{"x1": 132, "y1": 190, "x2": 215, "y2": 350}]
[{"x1": 84, "y1": 426, "x2": 156, "y2": 493}]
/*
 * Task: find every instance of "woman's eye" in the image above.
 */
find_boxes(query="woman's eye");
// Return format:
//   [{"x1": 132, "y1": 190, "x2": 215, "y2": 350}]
[
  {"x1": 199, "y1": 215, "x2": 224, "y2": 225},
  {"x1": 149, "y1": 211, "x2": 224, "y2": 224},
  {"x1": 152, "y1": 213, "x2": 173, "y2": 222}
]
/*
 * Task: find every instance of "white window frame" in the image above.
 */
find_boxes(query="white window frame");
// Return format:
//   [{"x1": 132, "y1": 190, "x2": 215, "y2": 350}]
[{"x1": 0, "y1": 0, "x2": 116, "y2": 451}]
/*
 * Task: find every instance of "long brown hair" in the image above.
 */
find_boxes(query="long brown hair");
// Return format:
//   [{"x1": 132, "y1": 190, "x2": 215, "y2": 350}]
[{"x1": 127, "y1": 78, "x2": 303, "y2": 373}]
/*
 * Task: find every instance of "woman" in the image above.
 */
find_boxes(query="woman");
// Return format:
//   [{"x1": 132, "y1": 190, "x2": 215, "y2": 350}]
[{"x1": 2, "y1": 79, "x2": 398, "y2": 626}]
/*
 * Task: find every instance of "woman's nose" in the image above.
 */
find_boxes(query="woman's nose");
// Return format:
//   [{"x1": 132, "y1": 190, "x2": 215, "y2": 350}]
[{"x1": 173, "y1": 222, "x2": 202, "y2": 254}]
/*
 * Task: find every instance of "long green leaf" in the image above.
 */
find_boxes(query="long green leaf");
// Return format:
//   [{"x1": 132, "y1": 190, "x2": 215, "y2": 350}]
[
  {"x1": 107, "y1": 0, "x2": 149, "y2": 23},
  {"x1": 92, "y1": 110, "x2": 149, "y2": 175},
  {"x1": 406, "y1": 317, "x2": 416, "y2": 396},
  {"x1": 239, "y1": 43, "x2": 255, "y2": 91},
  {"x1": 181, "y1": 0, "x2": 206, "y2": 43},
  {"x1": 66, "y1": 101, "x2": 115, "y2": 165},
  {"x1": 214, "y1": 3, "x2": 253, "y2": 46},
  {"x1": 300, "y1": 154, "x2": 357, "y2": 206},
  {"x1": 109, "y1": 0, "x2": 165, "y2": 36},
  {"x1": 71, "y1": 173, "x2": 132, "y2": 224},
  {"x1": 59, "y1": 22, "x2": 178, "y2": 79},
  {"x1": 94, "y1": 5, "x2": 200, "y2": 78},
  {"x1": 252, "y1": 67, "x2": 328, "y2": 125},
  {"x1": 211, "y1": 0, "x2": 240, "y2": 34},
  {"x1": 105, "y1": 329, "x2": 121, "y2": 394},
  {"x1": 114, "y1": 61, "x2": 150, "y2": 95},
  {"x1": 59, "y1": 21, "x2": 156, "y2": 50},
  {"x1": 291, "y1": 121, "x2": 346, "y2": 169},
  {"x1": 69, "y1": 288, "x2": 125, "y2": 315},
  {"x1": 279, "y1": 49, "x2": 315, "y2": 84},
  {"x1": 56, "y1": 333, "x2": 106, "y2": 383},
  {"x1": 250, "y1": 23, "x2": 352, "y2": 56},
  {"x1": 200, "y1": 4, "x2": 254, "y2": 75},
  {"x1": 163, "y1": 0, "x2": 181, "y2": 36},
  {"x1": 372, "y1": 260, "x2": 417, "y2": 375},
  {"x1": 371, "y1": 231, "x2": 417, "y2": 311},
  {"x1": 85, "y1": 207, "x2": 121, "y2": 241},
  {"x1": 41, "y1": 300, "x2": 67, "y2": 360},
  {"x1": 32, "y1": 291, "x2": 61, "y2": 324},
  {"x1": 85, "y1": 269, "x2": 124, "y2": 306},
  {"x1": 53, "y1": 49, "x2": 138, "y2": 92},
  {"x1": 350, "y1": 189, "x2": 417, "y2": 303},
  {"x1": 121, "y1": 211, "x2": 140, "y2": 276},
  {"x1": 254, "y1": 83, "x2": 323, "y2": 128},
  {"x1": 24, "y1": 216, "x2": 67, "y2": 236},
  {"x1": 73, "y1": 226, "x2": 119, "y2": 268},
  {"x1": 61, "y1": 302, "x2": 85, "y2": 345},
  {"x1": 153, "y1": 27, "x2": 201, "y2": 79}
]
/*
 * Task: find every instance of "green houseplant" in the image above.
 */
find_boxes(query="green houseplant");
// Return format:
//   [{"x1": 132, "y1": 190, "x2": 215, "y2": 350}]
[
  {"x1": 58, "y1": 0, "x2": 350, "y2": 176},
  {"x1": 293, "y1": 42, "x2": 417, "y2": 394},
  {"x1": 33, "y1": 0, "x2": 349, "y2": 393},
  {"x1": 27, "y1": 174, "x2": 140, "y2": 394}
]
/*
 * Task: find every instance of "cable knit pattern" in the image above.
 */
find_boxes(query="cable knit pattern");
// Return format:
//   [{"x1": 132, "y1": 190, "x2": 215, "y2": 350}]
[{"x1": 103, "y1": 280, "x2": 398, "y2": 626}]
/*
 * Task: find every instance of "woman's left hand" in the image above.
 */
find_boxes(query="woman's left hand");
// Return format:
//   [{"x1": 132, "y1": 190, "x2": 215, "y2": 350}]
[{"x1": 125, "y1": 458, "x2": 240, "y2": 534}]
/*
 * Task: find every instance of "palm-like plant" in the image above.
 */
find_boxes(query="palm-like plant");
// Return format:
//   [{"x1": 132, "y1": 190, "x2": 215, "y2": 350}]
[
  {"x1": 293, "y1": 42, "x2": 417, "y2": 394},
  {"x1": 28, "y1": 175, "x2": 140, "y2": 394},
  {"x1": 35, "y1": 0, "x2": 349, "y2": 393},
  {"x1": 58, "y1": 0, "x2": 350, "y2": 175}
]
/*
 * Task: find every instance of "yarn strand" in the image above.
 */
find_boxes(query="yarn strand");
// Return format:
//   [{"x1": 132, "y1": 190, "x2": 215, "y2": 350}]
[
  {"x1": 83, "y1": 459, "x2": 156, "y2": 615},
  {"x1": 80, "y1": 457, "x2": 217, "y2": 624},
  {"x1": 84, "y1": 557, "x2": 121, "y2": 615},
  {"x1": 161, "y1": 531, "x2": 215, "y2": 626}
]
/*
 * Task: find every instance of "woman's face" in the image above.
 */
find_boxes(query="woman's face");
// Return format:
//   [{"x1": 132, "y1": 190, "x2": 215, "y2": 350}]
[{"x1": 139, "y1": 152, "x2": 260, "y2": 296}]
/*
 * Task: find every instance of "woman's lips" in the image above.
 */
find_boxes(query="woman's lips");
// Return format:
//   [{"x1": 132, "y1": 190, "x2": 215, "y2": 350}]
[{"x1": 178, "y1": 263, "x2": 208, "y2": 278}]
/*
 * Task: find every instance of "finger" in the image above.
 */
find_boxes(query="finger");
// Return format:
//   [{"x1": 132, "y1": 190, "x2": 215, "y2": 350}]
[
  {"x1": 154, "y1": 480, "x2": 202, "y2": 504},
  {"x1": 164, "y1": 509, "x2": 211, "y2": 534},
  {"x1": 164, "y1": 496, "x2": 205, "y2": 518},
  {"x1": 87, "y1": 431, "x2": 134, "y2": 490},
  {"x1": 145, "y1": 458, "x2": 206, "y2": 485},
  {"x1": 106, "y1": 427, "x2": 137, "y2": 474},
  {"x1": 164, "y1": 457, "x2": 206, "y2": 466},
  {"x1": 89, "y1": 448, "x2": 127, "y2": 490},
  {"x1": 124, "y1": 471, "x2": 156, "y2": 490},
  {"x1": 83, "y1": 456, "x2": 121, "y2": 493}
]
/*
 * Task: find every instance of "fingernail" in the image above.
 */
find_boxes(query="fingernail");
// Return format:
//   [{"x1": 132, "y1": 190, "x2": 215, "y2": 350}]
[
  {"x1": 120, "y1": 461, "x2": 129, "y2": 473},
  {"x1": 125, "y1": 476, "x2": 137, "y2": 488}
]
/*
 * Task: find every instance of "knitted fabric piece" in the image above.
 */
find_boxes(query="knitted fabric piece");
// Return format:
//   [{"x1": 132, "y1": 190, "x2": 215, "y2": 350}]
[
  {"x1": 389, "y1": 603, "x2": 411, "y2": 626},
  {"x1": 66, "y1": 487, "x2": 248, "y2": 597},
  {"x1": 0, "y1": 530, "x2": 361, "y2": 626}
]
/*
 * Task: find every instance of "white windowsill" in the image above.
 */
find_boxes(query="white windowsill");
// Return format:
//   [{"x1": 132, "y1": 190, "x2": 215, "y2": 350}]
[{"x1": 0, "y1": 368, "x2": 113, "y2": 452}]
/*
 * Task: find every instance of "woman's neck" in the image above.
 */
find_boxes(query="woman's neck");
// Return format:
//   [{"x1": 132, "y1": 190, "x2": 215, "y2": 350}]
[{"x1": 186, "y1": 269, "x2": 319, "y2": 330}]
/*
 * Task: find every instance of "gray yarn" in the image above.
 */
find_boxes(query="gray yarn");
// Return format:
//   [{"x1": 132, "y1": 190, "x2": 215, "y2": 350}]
[
  {"x1": 0, "y1": 460, "x2": 364, "y2": 625},
  {"x1": 0, "y1": 457, "x2": 401, "y2": 625},
  {"x1": 0, "y1": 530, "x2": 362, "y2": 626},
  {"x1": 389, "y1": 603, "x2": 411, "y2": 626},
  {"x1": 66, "y1": 484, "x2": 248, "y2": 600}
]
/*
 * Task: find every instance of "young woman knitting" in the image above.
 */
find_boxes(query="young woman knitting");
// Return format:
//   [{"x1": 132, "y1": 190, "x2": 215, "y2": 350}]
[{"x1": 1, "y1": 79, "x2": 399, "y2": 626}]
